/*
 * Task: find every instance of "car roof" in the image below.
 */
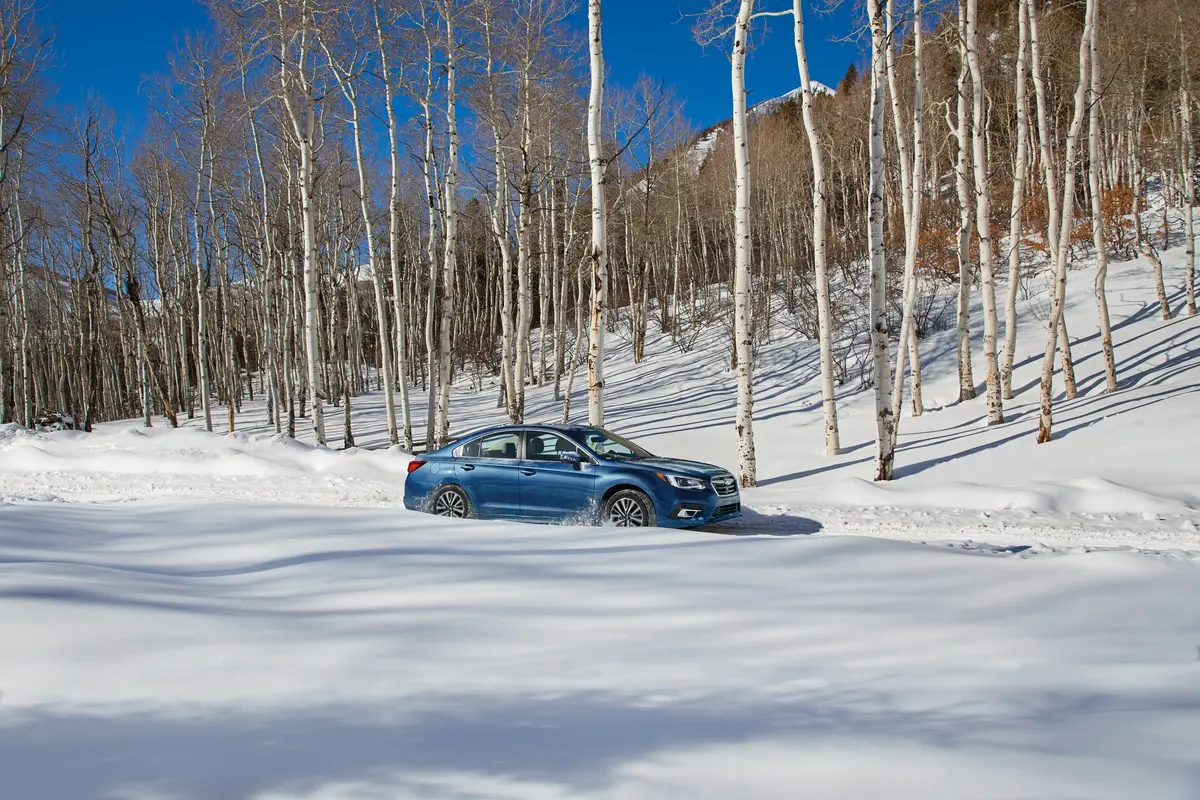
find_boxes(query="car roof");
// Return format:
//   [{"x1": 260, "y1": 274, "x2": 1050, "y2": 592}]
[{"x1": 442, "y1": 423, "x2": 605, "y2": 444}]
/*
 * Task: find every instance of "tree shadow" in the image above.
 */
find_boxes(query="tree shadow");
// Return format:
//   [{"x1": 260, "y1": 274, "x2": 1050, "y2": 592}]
[{"x1": 1, "y1": 685, "x2": 1181, "y2": 800}]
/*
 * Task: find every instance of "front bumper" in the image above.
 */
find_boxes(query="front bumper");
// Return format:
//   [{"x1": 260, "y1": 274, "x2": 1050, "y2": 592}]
[{"x1": 654, "y1": 487, "x2": 742, "y2": 528}]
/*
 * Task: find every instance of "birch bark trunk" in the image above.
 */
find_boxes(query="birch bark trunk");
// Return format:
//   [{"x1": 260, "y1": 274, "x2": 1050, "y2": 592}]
[
  {"x1": 951, "y1": 0, "x2": 976, "y2": 403},
  {"x1": 322, "y1": 40, "x2": 400, "y2": 446},
  {"x1": 1037, "y1": 0, "x2": 1093, "y2": 443},
  {"x1": 1089, "y1": 0, "x2": 1117, "y2": 392},
  {"x1": 436, "y1": 10, "x2": 459, "y2": 446},
  {"x1": 889, "y1": 0, "x2": 927, "y2": 442},
  {"x1": 792, "y1": 0, "x2": 839, "y2": 456},
  {"x1": 1001, "y1": 0, "x2": 1030, "y2": 400},
  {"x1": 868, "y1": 0, "x2": 894, "y2": 481},
  {"x1": 1028, "y1": 0, "x2": 1077, "y2": 401},
  {"x1": 586, "y1": 0, "x2": 608, "y2": 427},
  {"x1": 966, "y1": 0, "x2": 1003, "y2": 425},
  {"x1": 1179, "y1": 7, "x2": 1196, "y2": 316},
  {"x1": 277, "y1": 0, "x2": 326, "y2": 446},
  {"x1": 378, "y1": 23, "x2": 413, "y2": 450},
  {"x1": 192, "y1": 118, "x2": 213, "y2": 432},
  {"x1": 730, "y1": 0, "x2": 758, "y2": 488}
]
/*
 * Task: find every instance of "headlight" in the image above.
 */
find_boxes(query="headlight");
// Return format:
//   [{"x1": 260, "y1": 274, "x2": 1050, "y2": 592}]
[{"x1": 658, "y1": 473, "x2": 707, "y2": 491}]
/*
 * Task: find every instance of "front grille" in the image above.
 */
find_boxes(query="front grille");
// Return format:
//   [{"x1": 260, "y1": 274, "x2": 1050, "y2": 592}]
[
  {"x1": 713, "y1": 502, "x2": 741, "y2": 518},
  {"x1": 711, "y1": 474, "x2": 738, "y2": 497}
]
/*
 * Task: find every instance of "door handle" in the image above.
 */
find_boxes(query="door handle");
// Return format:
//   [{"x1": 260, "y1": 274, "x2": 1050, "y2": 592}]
[
  {"x1": 461, "y1": 464, "x2": 475, "y2": 471},
  {"x1": 521, "y1": 469, "x2": 537, "y2": 476}
]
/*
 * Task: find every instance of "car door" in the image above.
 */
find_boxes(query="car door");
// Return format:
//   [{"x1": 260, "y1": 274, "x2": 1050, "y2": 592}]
[
  {"x1": 456, "y1": 431, "x2": 522, "y2": 517},
  {"x1": 518, "y1": 431, "x2": 597, "y2": 520}
]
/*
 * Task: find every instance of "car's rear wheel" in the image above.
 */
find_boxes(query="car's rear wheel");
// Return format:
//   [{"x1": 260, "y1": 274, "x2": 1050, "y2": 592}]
[
  {"x1": 602, "y1": 489, "x2": 657, "y2": 528},
  {"x1": 431, "y1": 485, "x2": 472, "y2": 519}
]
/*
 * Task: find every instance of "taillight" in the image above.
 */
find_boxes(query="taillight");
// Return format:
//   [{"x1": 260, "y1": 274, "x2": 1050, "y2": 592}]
[{"x1": 407, "y1": 460, "x2": 427, "y2": 474}]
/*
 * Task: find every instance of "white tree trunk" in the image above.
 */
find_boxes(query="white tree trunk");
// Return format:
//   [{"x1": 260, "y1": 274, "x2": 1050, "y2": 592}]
[
  {"x1": 586, "y1": 0, "x2": 608, "y2": 427},
  {"x1": 1028, "y1": 0, "x2": 1077, "y2": 401},
  {"x1": 1037, "y1": 0, "x2": 1093, "y2": 444},
  {"x1": 1180, "y1": 11, "x2": 1196, "y2": 316},
  {"x1": 192, "y1": 128, "x2": 213, "y2": 433},
  {"x1": 792, "y1": 0, "x2": 839, "y2": 456},
  {"x1": 277, "y1": 3, "x2": 325, "y2": 446},
  {"x1": 889, "y1": 0, "x2": 926, "y2": 442},
  {"x1": 323, "y1": 44, "x2": 399, "y2": 447},
  {"x1": 1001, "y1": 0, "x2": 1031, "y2": 400},
  {"x1": 1089, "y1": 0, "x2": 1117, "y2": 392},
  {"x1": 951, "y1": 0, "x2": 976, "y2": 403},
  {"x1": 966, "y1": 0, "x2": 1003, "y2": 425},
  {"x1": 1141, "y1": 243, "x2": 1173, "y2": 321},
  {"x1": 373, "y1": 2, "x2": 414, "y2": 451},
  {"x1": 436, "y1": 11, "x2": 458, "y2": 447},
  {"x1": 730, "y1": 0, "x2": 758, "y2": 488},
  {"x1": 868, "y1": 0, "x2": 894, "y2": 481}
]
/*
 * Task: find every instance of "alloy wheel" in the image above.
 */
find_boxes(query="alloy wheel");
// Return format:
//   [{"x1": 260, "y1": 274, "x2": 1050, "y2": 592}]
[
  {"x1": 433, "y1": 489, "x2": 467, "y2": 518},
  {"x1": 608, "y1": 496, "x2": 646, "y2": 527}
]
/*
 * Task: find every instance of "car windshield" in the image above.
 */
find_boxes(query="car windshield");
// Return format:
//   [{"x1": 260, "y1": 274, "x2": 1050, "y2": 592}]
[{"x1": 567, "y1": 428, "x2": 654, "y2": 460}]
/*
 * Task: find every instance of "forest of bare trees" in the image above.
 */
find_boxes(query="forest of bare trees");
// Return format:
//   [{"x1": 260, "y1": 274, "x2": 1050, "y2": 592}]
[{"x1": 0, "y1": 0, "x2": 1196, "y2": 487}]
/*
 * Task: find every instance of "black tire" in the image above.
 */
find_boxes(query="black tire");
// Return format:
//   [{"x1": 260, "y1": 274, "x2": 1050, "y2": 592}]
[
  {"x1": 601, "y1": 489, "x2": 657, "y2": 528},
  {"x1": 430, "y1": 485, "x2": 473, "y2": 519}
]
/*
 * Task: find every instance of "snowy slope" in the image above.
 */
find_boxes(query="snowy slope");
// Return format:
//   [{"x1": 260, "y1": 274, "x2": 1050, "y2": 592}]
[
  {"x1": 1, "y1": 225, "x2": 1199, "y2": 798},
  {"x1": 688, "y1": 82, "x2": 835, "y2": 170}
]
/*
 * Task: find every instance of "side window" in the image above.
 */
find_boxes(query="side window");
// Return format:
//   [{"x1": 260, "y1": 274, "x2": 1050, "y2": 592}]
[
  {"x1": 526, "y1": 432, "x2": 579, "y2": 462},
  {"x1": 460, "y1": 438, "x2": 481, "y2": 458},
  {"x1": 477, "y1": 432, "x2": 520, "y2": 460}
]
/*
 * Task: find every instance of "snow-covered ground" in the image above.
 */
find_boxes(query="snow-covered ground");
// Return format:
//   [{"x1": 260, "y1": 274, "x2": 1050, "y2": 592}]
[{"x1": 2, "y1": 235, "x2": 1199, "y2": 798}]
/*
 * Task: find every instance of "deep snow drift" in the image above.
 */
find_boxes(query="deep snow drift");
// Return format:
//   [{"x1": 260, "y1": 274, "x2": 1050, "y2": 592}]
[{"x1": 1, "y1": 234, "x2": 1199, "y2": 798}]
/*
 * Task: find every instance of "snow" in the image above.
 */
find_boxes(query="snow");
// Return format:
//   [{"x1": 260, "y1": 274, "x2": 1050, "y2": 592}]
[{"x1": 2, "y1": 225, "x2": 1199, "y2": 797}]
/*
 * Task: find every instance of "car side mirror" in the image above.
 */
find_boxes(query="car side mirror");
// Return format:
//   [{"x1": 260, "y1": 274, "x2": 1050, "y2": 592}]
[{"x1": 560, "y1": 451, "x2": 583, "y2": 470}]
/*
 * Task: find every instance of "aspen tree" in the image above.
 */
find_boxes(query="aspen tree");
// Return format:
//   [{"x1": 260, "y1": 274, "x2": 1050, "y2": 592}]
[
  {"x1": 1037, "y1": 0, "x2": 1093, "y2": 444},
  {"x1": 889, "y1": 0, "x2": 927, "y2": 442},
  {"x1": 320, "y1": 22, "x2": 401, "y2": 446},
  {"x1": 373, "y1": 0, "x2": 414, "y2": 450},
  {"x1": 867, "y1": 0, "x2": 894, "y2": 481},
  {"x1": 730, "y1": 0, "x2": 758, "y2": 487},
  {"x1": 1179, "y1": 4, "x2": 1196, "y2": 316},
  {"x1": 477, "y1": 0, "x2": 517, "y2": 422},
  {"x1": 436, "y1": 4, "x2": 459, "y2": 446},
  {"x1": 586, "y1": 0, "x2": 608, "y2": 427},
  {"x1": 966, "y1": 0, "x2": 1003, "y2": 425},
  {"x1": 275, "y1": 0, "x2": 327, "y2": 446},
  {"x1": 792, "y1": 0, "x2": 839, "y2": 456},
  {"x1": 1028, "y1": 0, "x2": 1078, "y2": 400},
  {"x1": 949, "y1": 0, "x2": 976, "y2": 403},
  {"x1": 1001, "y1": 0, "x2": 1031, "y2": 400},
  {"x1": 1089, "y1": 0, "x2": 1117, "y2": 392}
]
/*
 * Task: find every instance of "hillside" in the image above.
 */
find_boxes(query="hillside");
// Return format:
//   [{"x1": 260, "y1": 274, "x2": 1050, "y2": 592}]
[{"x1": 688, "y1": 82, "x2": 836, "y2": 170}]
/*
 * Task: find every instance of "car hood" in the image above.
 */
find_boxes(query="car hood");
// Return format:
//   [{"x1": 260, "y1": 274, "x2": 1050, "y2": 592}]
[{"x1": 614, "y1": 457, "x2": 732, "y2": 479}]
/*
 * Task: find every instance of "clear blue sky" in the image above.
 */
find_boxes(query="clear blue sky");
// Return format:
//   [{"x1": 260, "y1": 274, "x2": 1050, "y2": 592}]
[{"x1": 43, "y1": 0, "x2": 863, "y2": 134}]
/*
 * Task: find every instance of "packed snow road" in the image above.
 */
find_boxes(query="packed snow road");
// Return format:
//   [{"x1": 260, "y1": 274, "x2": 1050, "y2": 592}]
[{"x1": 2, "y1": 423, "x2": 1198, "y2": 553}]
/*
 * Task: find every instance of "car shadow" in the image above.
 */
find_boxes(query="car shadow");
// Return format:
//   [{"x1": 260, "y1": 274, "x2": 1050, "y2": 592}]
[{"x1": 695, "y1": 507, "x2": 823, "y2": 537}]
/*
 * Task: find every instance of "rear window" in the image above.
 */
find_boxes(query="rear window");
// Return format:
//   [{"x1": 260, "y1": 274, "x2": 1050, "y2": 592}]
[{"x1": 462, "y1": 432, "x2": 519, "y2": 460}]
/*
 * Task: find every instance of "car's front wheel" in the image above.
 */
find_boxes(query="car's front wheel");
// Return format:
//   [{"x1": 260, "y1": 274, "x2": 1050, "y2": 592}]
[
  {"x1": 430, "y1": 485, "x2": 473, "y2": 519},
  {"x1": 602, "y1": 489, "x2": 657, "y2": 528}
]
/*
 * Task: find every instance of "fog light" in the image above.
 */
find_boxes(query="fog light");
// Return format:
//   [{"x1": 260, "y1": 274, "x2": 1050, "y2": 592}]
[{"x1": 676, "y1": 508, "x2": 700, "y2": 519}]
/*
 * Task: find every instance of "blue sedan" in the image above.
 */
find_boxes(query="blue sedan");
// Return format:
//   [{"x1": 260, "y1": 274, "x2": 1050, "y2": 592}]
[{"x1": 403, "y1": 425, "x2": 742, "y2": 528}]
